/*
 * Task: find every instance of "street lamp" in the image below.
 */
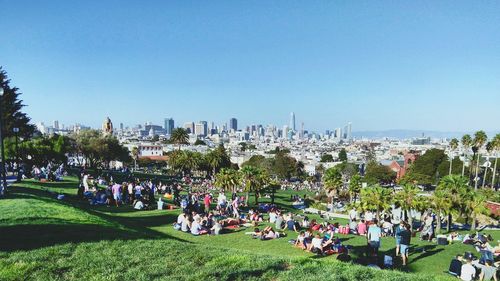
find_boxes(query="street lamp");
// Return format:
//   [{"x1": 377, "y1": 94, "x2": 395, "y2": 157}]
[
  {"x1": 13, "y1": 127, "x2": 20, "y2": 182},
  {"x1": 0, "y1": 86, "x2": 7, "y2": 196}
]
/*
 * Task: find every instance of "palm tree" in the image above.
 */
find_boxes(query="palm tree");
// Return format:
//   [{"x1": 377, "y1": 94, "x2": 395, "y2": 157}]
[
  {"x1": 206, "y1": 145, "x2": 230, "y2": 176},
  {"x1": 348, "y1": 174, "x2": 362, "y2": 203},
  {"x1": 491, "y1": 134, "x2": 500, "y2": 188},
  {"x1": 461, "y1": 134, "x2": 473, "y2": 177},
  {"x1": 483, "y1": 141, "x2": 494, "y2": 188},
  {"x1": 463, "y1": 191, "x2": 488, "y2": 231},
  {"x1": 473, "y1": 131, "x2": 487, "y2": 190},
  {"x1": 323, "y1": 167, "x2": 343, "y2": 203},
  {"x1": 360, "y1": 185, "x2": 391, "y2": 221},
  {"x1": 170, "y1": 128, "x2": 189, "y2": 150},
  {"x1": 394, "y1": 184, "x2": 419, "y2": 230},
  {"x1": 449, "y1": 138, "x2": 459, "y2": 175},
  {"x1": 430, "y1": 189, "x2": 452, "y2": 234},
  {"x1": 240, "y1": 166, "x2": 267, "y2": 205},
  {"x1": 214, "y1": 168, "x2": 240, "y2": 193},
  {"x1": 437, "y1": 175, "x2": 469, "y2": 232},
  {"x1": 131, "y1": 147, "x2": 139, "y2": 170}
]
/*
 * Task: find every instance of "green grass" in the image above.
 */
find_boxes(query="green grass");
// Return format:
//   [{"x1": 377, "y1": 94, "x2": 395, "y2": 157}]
[{"x1": 0, "y1": 177, "x2": 497, "y2": 280}]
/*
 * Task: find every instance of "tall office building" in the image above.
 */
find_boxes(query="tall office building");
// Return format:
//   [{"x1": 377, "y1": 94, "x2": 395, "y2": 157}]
[
  {"x1": 53, "y1": 120, "x2": 59, "y2": 130},
  {"x1": 229, "y1": 118, "x2": 238, "y2": 131},
  {"x1": 119, "y1": 123, "x2": 124, "y2": 130},
  {"x1": 347, "y1": 122, "x2": 352, "y2": 140},
  {"x1": 164, "y1": 118, "x2": 175, "y2": 135},
  {"x1": 183, "y1": 122, "x2": 194, "y2": 134},
  {"x1": 290, "y1": 112, "x2": 296, "y2": 131},
  {"x1": 195, "y1": 121, "x2": 208, "y2": 137}
]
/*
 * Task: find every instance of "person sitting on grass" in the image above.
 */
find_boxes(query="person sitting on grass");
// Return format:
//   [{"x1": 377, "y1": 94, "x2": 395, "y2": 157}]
[
  {"x1": 133, "y1": 198, "x2": 145, "y2": 210},
  {"x1": 295, "y1": 231, "x2": 307, "y2": 250},
  {"x1": 190, "y1": 217, "x2": 207, "y2": 236},
  {"x1": 459, "y1": 258, "x2": 476, "y2": 281},
  {"x1": 210, "y1": 220, "x2": 223, "y2": 235},
  {"x1": 309, "y1": 234, "x2": 325, "y2": 254},
  {"x1": 181, "y1": 213, "x2": 192, "y2": 232},
  {"x1": 286, "y1": 216, "x2": 300, "y2": 232},
  {"x1": 357, "y1": 219, "x2": 367, "y2": 236},
  {"x1": 478, "y1": 260, "x2": 498, "y2": 281}
]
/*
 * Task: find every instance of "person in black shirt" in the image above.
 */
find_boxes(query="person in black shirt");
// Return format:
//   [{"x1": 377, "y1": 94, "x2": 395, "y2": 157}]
[{"x1": 399, "y1": 221, "x2": 411, "y2": 266}]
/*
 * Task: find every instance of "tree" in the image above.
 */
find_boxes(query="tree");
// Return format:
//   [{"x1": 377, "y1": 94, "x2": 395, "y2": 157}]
[
  {"x1": 491, "y1": 134, "x2": 500, "y2": 187},
  {"x1": 461, "y1": 134, "x2": 473, "y2": 177},
  {"x1": 170, "y1": 128, "x2": 189, "y2": 150},
  {"x1": 323, "y1": 167, "x2": 343, "y2": 202},
  {"x1": 72, "y1": 130, "x2": 131, "y2": 168},
  {"x1": 320, "y1": 154, "x2": 334, "y2": 163},
  {"x1": 408, "y1": 148, "x2": 447, "y2": 184},
  {"x1": 463, "y1": 191, "x2": 488, "y2": 231},
  {"x1": 394, "y1": 184, "x2": 419, "y2": 230},
  {"x1": 348, "y1": 174, "x2": 362, "y2": 203},
  {"x1": 214, "y1": 168, "x2": 240, "y2": 193},
  {"x1": 437, "y1": 175, "x2": 469, "y2": 232},
  {"x1": 360, "y1": 185, "x2": 391, "y2": 221},
  {"x1": 364, "y1": 161, "x2": 396, "y2": 184},
  {"x1": 194, "y1": 139, "x2": 206, "y2": 146},
  {"x1": 239, "y1": 165, "x2": 268, "y2": 205},
  {"x1": 206, "y1": 144, "x2": 231, "y2": 176},
  {"x1": 338, "y1": 148, "x2": 348, "y2": 162},
  {"x1": 449, "y1": 138, "x2": 459, "y2": 175},
  {"x1": 0, "y1": 67, "x2": 36, "y2": 139},
  {"x1": 473, "y1": 131, "x2": 487, "y2": 190},
  {"x1": 430, "y1": 189, "x2": 452, "y2": 234}
]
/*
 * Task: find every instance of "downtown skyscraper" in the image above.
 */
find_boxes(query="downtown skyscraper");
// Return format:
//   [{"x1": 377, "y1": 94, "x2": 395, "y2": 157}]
[
  {"x1": 164, "y1": 118, "x2": 175, "y2": 135},
  {"x1": 290, "y1": 112, "x2": 296, "y2": 131}
]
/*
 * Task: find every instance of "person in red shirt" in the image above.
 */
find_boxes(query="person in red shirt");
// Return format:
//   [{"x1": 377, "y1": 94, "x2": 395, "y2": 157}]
[
  {"x1": 204, "y1": 194, "x2": 212, "y2": 213},
  {"x1": 357, "y1": 219, "x2": 367, "y2": 236}
]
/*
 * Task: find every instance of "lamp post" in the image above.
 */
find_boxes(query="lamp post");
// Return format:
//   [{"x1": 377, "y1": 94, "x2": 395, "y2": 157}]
[
  {"x1": 0, "y1": 86, "x2": 7, "y2": 196},
  {"x1": 13, "y1": 127, "x2": 20, "y2": 182}
]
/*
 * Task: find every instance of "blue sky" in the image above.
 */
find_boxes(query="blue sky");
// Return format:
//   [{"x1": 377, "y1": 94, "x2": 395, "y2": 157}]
[{"x1": 1, "y1": 1, "x2": 499, "y2": 132}]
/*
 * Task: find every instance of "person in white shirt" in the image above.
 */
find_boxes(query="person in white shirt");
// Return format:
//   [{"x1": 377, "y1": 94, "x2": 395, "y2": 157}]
[
  {"x1": 217, "y1": 193, "x2": 227, "y2": 209},
  {"x1": 269, "y1": 211, "x2": 277, "y2": 223},
  {"x1": 349, "y1": 208, "x2": 358, "y2": 222},
  {"x1": 460, "y1": 259, "x2": 476, "y2": 281},
  {"x1": 310, "y1": 234, "x2": 324, "y2": 253},
  {"x1": 365, "y1": 211, "x2": 374, "y2": 222}
]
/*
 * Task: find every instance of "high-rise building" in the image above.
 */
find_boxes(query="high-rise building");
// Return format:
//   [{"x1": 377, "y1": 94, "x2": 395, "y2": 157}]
[
  {"x1": 195, "y1": 121, "x2": 208, "y2": 137},
  {"x1": 53, "y1": 120, "x2": 59, "y2": 130},
  {"x1": 290, "y1": 112, "x2": 296, "y2": 131},
  {"x1": 184, "y1": 122, "x2": 195, "y2": 134},
  {"x1": 347, "y1": 122, "x2": 352, "y2": 140},
  {"x1": 229, "y1": 118, "x2": 238, "y2": 131},
  {"x1": 120, "y1": 123, "x2": 124, "y2": 130},
  {"x1": 164, "y1": 118, "x2": 175, "y2": 135}
]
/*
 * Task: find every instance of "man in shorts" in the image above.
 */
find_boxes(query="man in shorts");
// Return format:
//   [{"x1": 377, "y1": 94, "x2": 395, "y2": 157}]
[{"x1": 399, "y1": 222, "x2": 411, "y2": 266}]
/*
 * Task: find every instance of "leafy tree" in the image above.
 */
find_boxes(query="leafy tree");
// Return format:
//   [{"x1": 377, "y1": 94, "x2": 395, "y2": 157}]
[
  {"x1": 338, "y1": 148, "x2": 348, "y2": 162},
  {"x1": 398, "y1": 172, "x2": 432, "y2": 186},
  {"x1": 360, "y1": 185, "x2": 392, "y2": 221},
  {"x1": 170, "y1": 128, "x2": 189, "y2": 150},
  {"x1": 194, "y1": 139, "x2": 206, "y2": 146},
  {"x1": 72, "y1": 130, "x2": 131, "y2": 168},
  {"x1": 206, "y1": 144, "x2": 231, "y2": 175},
  {"x1": 0, "y1": 67, "x2": 36, "y2": 139},
  {"x1": 437, "y1": 156, "x2": 464, "y2": 178},
  {"x1": 320, "y1": 154, "x2": 334, "y2": 163},
  {"x1": 364, "y1": 161, "x2": 396, "y2": 184},
  {"x1": 408, "y1": 148, "x2": 447, "y2": 184}
]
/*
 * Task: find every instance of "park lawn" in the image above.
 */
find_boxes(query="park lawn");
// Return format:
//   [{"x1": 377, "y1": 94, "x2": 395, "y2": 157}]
[{"x1": 0, "y1": 177, "x2": 497, "y2": 280}]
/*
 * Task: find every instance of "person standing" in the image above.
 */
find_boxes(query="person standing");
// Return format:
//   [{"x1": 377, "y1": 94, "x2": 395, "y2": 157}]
[
  {"x1": 367, "y1": 219, "x2": 382, "y2": 257},
  {"x1": 111, "y1": 182, "x2": 122, "y2": 207},
  {"x1": 204, "y1": 193, "x2": 212, "y2": 213},
  {"x1": 399, "y1": 222, "x2": 411, "y2": 266}
]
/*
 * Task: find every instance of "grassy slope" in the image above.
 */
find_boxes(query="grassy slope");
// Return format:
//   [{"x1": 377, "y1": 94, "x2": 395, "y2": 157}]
[{"x1": 0, "y1": 177, "x2": 496, "y2": 281}]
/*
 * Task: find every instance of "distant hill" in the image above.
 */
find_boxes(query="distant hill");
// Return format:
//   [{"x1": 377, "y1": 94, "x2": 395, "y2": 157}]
[{"x1": 352, "y1": 129, "x2": 499, "y2": 140}]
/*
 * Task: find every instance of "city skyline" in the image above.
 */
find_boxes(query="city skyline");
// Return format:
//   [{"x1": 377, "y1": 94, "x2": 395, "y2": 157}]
[{"x1": 1, "y1": 1, "x2": 499, "y2": 132}]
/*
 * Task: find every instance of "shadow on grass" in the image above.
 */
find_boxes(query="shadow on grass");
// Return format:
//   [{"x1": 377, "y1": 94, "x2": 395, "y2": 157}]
[{"x1": 1, "y1": 185, "x2": 190, "y2": 252}]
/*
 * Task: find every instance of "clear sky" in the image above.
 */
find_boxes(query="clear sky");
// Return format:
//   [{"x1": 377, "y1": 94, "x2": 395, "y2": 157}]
[{"x1": 1, "y1": 0, "x2": 499, "y2": 132}]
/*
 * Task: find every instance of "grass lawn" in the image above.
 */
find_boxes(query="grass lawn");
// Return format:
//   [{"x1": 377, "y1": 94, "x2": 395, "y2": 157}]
[{"x1": 0, "y1": 177, "x2": 497, "y2": 280}]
